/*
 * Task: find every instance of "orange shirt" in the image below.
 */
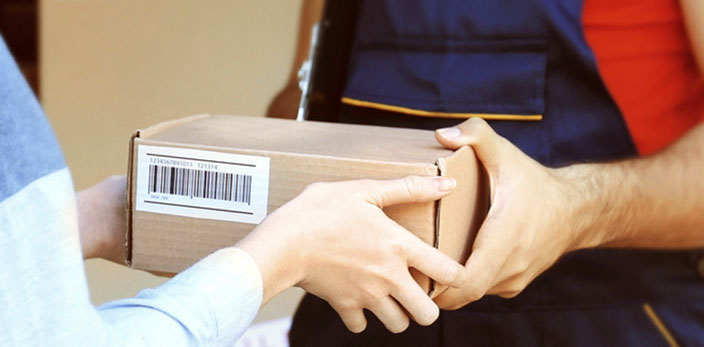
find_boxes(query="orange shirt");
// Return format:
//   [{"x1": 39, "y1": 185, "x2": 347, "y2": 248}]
[{"x1": 583, "y1": 0, "x2": 704, "y2": 155}]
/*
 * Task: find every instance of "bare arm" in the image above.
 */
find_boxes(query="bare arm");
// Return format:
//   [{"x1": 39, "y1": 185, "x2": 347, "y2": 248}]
[
  {"x1": 77, "y1": 173, "x2": 466, "y2": 333},
  {"x1": 432, "y1": 117, "x2": 704, "y2": 308},
  {"x1": 77, "y1": 175, "x2": 126, "y2": 264},
  {"x1": 568, "y1": 0, "x2": 704, "y2": 249},
  {"x1": 564, "y1": 123, "x2": 704, "y2": 249},
  {"x1": 681, "y1": 0, "x2": 704, "y2": 73},
  {"x1": 266, "y1": 0, "x2": 325, "y2": 119},
  {"x1": 551, "y1": 0, "x2": 704, "y2": 249},
  {"x1": 428, "y1": 2, "x2": 704, "y2": 308}
]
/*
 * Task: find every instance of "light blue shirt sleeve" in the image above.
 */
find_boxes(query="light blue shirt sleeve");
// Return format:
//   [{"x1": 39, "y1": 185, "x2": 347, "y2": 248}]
[
  {"x1": 99, "y1": 248, "x2": 263, "y2": 346},
  {"x1": 0, "y1": 169, "x2": 263, "y2": 347},
  {"x1": 0, "y1": 34, "x2": 263, "y2": 346}
]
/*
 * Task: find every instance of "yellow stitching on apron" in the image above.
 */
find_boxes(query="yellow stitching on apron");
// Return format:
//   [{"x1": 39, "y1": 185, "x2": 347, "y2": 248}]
[
  {"x1": 643, "y1": 303, "x2": 680, "y2": 347},
  {"x1": 341, "y1": 97, "x2": 543, "y2": 121}
]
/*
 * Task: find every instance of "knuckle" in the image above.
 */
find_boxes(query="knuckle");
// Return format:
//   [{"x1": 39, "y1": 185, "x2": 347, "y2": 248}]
[
  {"x1": 379, "y1": 238, "x2": 407, "y2": 263},
  {"x1": 356, "y1": 179, "x2": 383, "y2": 204},
  {"x1": 402, "y1": 176, "x2": 421, "y2": 197},
  {"x1": 514, "y1": 259, "x2": 530, "y2": 274},
  {"x1": 467, "y1": 116, "x2": 488, "y2": 133},
  {"x1": 368, "y1": 289, "x2": 388, "y2": 303},
  {"x1": 441, "y1": 263, "x2": 460, "y2": 283},
  {"x1": 497, "y1": 278, "x2": 526, "y2": 299},
  {"x1": 466, "y1": 291, "x2": 483, "y2": 303},
  {"x1": 388, "y1": 239, "x2": 406, "y2": 257},
  {"x1": 500, "y1": 285, "x2": 524, "y2": 298},
  {"x1": 361, "y1": 282, "x2": 390, "y2": 303},
  {"x1": 463, "y1": 283, "x2": 486, "y2": 303},
  {"x1": 379, "y1": 270, "x2": 399, "y2": 289},
  {"x1": 335, "y1": 298, "x2": 361, "y2": 312}
]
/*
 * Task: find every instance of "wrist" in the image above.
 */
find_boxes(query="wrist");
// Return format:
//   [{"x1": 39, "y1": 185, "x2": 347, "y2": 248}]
[
  {"x1": 236, "y1": 216, "x2": 307, "y2": 304},
  {"x1": 554, "y1": 164, "x2": 614, "y2": 251},
  {"x1": 76, "y1": 188, "x2": 101, "y2": 258},
  {"x1": 77, "y1": 176, "x2": 127, "y2": 262}
]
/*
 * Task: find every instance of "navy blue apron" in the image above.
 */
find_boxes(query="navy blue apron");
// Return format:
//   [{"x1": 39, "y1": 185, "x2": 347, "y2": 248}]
[{"x1": 290, "y1": 1, "x2": 704, "y2": 345}]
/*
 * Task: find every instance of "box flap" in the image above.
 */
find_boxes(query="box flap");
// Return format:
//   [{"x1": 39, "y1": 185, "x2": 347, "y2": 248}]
[
  {"x1": 139, "y1": 113, "x2": 211, "y2": 138},
  {"x1": 144, "y1": 114, "x2": 453, "y2": 165},
  {"x1": 430, "y1": 146, "x2": 488, "y2": 297}
]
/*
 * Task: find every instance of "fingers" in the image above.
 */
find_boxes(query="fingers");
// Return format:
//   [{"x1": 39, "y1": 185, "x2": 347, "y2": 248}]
[
  {"x1": 368, "y1": 298, "x2": 411, "y2": 334},
  {"x1": 432, "y1": 248, "x2": 497, "y2": 308},
  {"x1": 391, "y1": 273, "x2": 441, "y2": 326},
  {"x1": 435, "y1": 117, "x2": 496, "y2": 149},
  {"x1": 433, "y1": 287, "x2": 471, "y2": 311},
  {"x1": 403, "y1": 232, "x2": 466, "y2": 288},
  {"x1": 487, "y1": 274, "x2": 524, "y2": 299},
  {"x1": 331, "y1": 304, "x2": 368, "y2": 334},
  {"x1": 463, "y1": 227, "x2": 510, "y2": 298},
  {"x1": 435, "y1": 117, "x2": 516, "y2": 170},
  {"x1": 333, "y1": 298, "x2": 412, "y2": 334},
  {"x1": 433, "y1": 214, "x2": 510, "y2": 308},
  {"x1": 365, "y1": 176, "x2": 456, "y2": 208}
]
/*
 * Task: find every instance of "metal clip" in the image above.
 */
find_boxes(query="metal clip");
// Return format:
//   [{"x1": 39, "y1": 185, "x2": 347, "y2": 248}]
[{"x1": 296, "y1": 23, "x2": 320, "y2": 122}]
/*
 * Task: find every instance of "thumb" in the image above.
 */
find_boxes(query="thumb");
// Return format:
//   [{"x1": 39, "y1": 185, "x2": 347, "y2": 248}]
[
  {"x1": 364, "y1": 176, "x2": 456, "y2": 208},
  {"x1": 434, "y1": 117, "x2": 513, "y2": 170}
]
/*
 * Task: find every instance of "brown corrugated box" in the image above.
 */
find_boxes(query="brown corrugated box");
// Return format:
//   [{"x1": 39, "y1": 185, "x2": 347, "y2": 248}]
[{"x1": 127, "y1": 114, "x2": 487, "y2": 295}]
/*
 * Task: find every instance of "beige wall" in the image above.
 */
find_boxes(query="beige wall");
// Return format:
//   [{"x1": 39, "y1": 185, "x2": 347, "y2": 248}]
[{"x1": 40, "y1": 0, "x2": 304, "y2": 322}]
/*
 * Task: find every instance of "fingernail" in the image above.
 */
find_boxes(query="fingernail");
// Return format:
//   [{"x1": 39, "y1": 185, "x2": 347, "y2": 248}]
[
  {"x1": 437, "y1": 127, "x2": 460, "y2": 139},
  {"x1": 435, "y1": 177, "x2": 456, "y2": 192}
]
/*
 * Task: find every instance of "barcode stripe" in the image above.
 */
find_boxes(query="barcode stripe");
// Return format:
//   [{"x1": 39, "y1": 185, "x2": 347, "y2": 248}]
[{"x1": 147, "y1": 164, "x2": 251, "y2": 204}]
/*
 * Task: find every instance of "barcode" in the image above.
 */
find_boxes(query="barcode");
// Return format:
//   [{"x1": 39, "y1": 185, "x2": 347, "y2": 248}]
[{"x1": 148, "y1": 164, "x2": 252, "y2": 205}]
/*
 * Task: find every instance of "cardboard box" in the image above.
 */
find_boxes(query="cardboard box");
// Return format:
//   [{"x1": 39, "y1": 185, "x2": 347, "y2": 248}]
[{"x1": 127, "y1": 114, "x2": 487, "y2": 294}]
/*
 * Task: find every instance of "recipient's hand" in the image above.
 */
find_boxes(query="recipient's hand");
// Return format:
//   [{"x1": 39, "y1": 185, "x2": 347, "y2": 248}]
[
  {"x1": 433, "y1": 118, "x2": 589, "y2": 309},
  {"x1": 77, "y1": 175, "x2": 127, "y2": 264},
  {"x1": 237, "y1": 176, "x2": 466, "y2": 333}
]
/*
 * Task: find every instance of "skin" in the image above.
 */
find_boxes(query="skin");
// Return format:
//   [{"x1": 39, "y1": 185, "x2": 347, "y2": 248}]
[
  {"x1": 77, "y1": 175, "x2": 127, "y2": 264},
  {"x1": 432, "y1": 118, "x2": 704, "y2": 308},
  {"x1": 77, "y1": 175, "x2": 467, "y2": 333},
  {"x1": 681, "y1": 0, "x2": 704, "y2": 73},
  {"x1": 266, "y1": 0, "x2": 704, "y2": 310},
  {"x1": 237, "y1": 176, "x2": 465, "y2": 333},
  {"x1": 429, "y1": 0, "x2": 704, "y2": 308},
  {"x1": 80, "y1": 0, "x2": 704, "y2": 330}
]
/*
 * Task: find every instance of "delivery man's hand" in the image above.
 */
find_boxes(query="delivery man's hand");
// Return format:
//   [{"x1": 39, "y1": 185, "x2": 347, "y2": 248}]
[
  {"x1": 237, "y1": 176, "x2": 467, "y2": 333},
  {"x1": 433, "y1": 118, "x2": 590, "y2": 309}
]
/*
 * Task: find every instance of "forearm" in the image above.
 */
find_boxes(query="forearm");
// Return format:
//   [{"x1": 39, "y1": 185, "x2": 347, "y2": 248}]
[
  {"x1": 235, "y1": 215, "x2": 304, "y2": 305},
  {"x1": 98, "y1": 248, "x2": 262, "y2": 346},
  {"x1": 564, "y1": 123, "x2": 704, "y2": 249},
  {"x1": 681, "y1": 0, "x2": 704, "y2": 74},
  {"x1": 76, "y1": 175, "x2": 127, "y2": 263},
  {"x1": 575, "y1": 0, "x2": 704, "y2": 249}
]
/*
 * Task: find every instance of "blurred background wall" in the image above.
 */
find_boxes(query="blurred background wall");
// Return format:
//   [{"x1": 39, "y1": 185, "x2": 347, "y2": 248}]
[{"x1": 2, "y1": 0, "x2": 305, "y2": 323}]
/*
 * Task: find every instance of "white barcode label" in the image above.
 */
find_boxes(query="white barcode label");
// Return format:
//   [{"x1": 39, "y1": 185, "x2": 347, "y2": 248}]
[{"x1": 135, "y1": 145, "x2": 270, "y2": 224}]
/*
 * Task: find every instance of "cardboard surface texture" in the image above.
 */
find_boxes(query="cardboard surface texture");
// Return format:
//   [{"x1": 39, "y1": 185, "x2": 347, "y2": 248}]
[{"x1": 127, "y1": 114, "x2": 487, "y2": 296}]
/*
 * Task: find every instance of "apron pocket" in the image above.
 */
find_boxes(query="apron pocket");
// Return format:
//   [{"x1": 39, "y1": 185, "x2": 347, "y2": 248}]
[{"x1": 343, "y1": 37, "x2": 548, "y2": 120}]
